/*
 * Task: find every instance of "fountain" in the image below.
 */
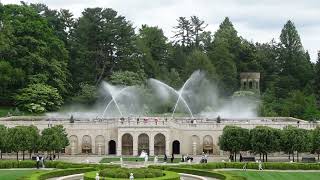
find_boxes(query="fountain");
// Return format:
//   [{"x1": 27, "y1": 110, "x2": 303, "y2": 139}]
[
  {"x1": 148, "y1": 79, "x2": 194, "y2": 118},
  {"x1": 101, "y1": 82, "x2": 133, "y2": 117}
]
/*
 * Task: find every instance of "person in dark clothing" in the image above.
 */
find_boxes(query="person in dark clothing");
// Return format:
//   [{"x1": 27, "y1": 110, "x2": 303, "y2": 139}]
[
  {"x1": 36, "y1": 155, "x2": 40, "y2": 169},
  {"x1": 240, "y1": 153, "x2": 243, "y2": 162},
  {"x1": 171, "y1": 153, "x2": 174, "y2": 163},
  {"x1": 164, "y1": 154, "x2": 167, "y2": 162}
]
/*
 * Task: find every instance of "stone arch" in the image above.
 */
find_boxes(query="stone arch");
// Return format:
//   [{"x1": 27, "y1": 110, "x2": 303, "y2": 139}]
[
  {"x1": 203, "y1": 135, "x2": 213, "y2": 154},
  {"x1": 154, "y1": 133, "x2": 166, "y2": 155},
  {"x1": 95, "y1": 135, "x2": 105, "y2": 155},
  {"x1": 82, "y1": 135, "x2": 92, "y2": 154},
  {"x1": 108, "y1": 140, "x2": 116, "y2": 155},
  {"x1": 122, "y1": 133, "x2": 133, "y2": 155},
  {"x1": 191, "y1": 135, "x2": 201, "y2": 155},
  {"x1": 172, "y1": 140, "x2": 180, "y2": 154},
  {"x1": 138, "y1": 133, "x2": 149, "y2": 155},
  {"x1": 69, "y1": 135, "x2": 78, "y2": 155}
]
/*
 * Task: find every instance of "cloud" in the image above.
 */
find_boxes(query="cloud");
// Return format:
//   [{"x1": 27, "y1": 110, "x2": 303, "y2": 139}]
[{"x1": 3, "y1": 0, "x2": 319, "y2": 61}]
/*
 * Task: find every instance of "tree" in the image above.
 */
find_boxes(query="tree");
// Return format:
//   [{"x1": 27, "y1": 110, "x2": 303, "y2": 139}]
[
  {"x1": 209, "y1": 39, "x2": 237, "y2": 95},
  {"x1": 15, "y1": 83, "x2": 63, "y2": 113},
  {"x1": 250, "y1": 126, "x2": 281, "y2": 161},
  {"x1": 26, "y1": 125, "x2": 40, "y2": 159},
  {"x1": 52, "y1": 125, "x2": 69, "y2": 158},
  {"x1": 173, "y1": 17, "x2": 193, "y2": 47},
  {"x1": 277, "y1": 20, "x2": 314, "y2": 98},
  {"x1": 7, "y1": 126, "x2": 29, "y2": 160},
  {"x1": 218, "y1": 125, "x2": 250, "y2": 161},
  {"x1": 70, "y1": 8, "x2": 137, "y2": 86},
  {"x1": 314, "y1": 51, "x2": 320, "y2": 105},
  {"x1": 109, "y1": 70, "x2": 146, "y2": 86},
  {"x1": 190, "y1": 16, "x2": 207, "y2": 48},
  {"x1": 0, "y1": 4, "x2": 70, "y2": 97},
  {"x1": 312, "y1": 126, "x2": 320, "y2": 160},
  {"x1": 281, "y1": 126, "x2": 312, "y2": 162},
  {"x1": 184, "y1": 50, "x2": 215, "y2": 80},
  {"x1": 0, "y1": 125, "x2": 7, "y2": 159}
]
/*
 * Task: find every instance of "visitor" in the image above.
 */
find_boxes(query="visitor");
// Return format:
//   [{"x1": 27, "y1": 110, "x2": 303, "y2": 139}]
[
  {"x1": 181, "y1": 155, "x2": 184, "y2": 162},
  {"x1": 155, "y1": 118, "x2": 158, "y2": 125},
  {"x1": 240, "y1": 153, "x2": 243, "y2": 162},
  {"x1": 258, "y1": 160, "x2": 263, "y2": 170},
  {"x1": 137, "y1": 118, "x2": 139, "y2": 124},
  {"x1": 171, "y1": 153, "x2": 174, "y2": 163},
  {"x1": 53, "y1": 154, "x2": 56, "y2": 160},
  {"x1": 204, "y1": 153, "x2": 208, "y2": 163},
  {"x1": 242, "y1": 162, "x2": 247, "y2": 171},
  {"x1": 164, "y1": 154, "x2": 167, "y2": 162},
  {"x1": 36, "y1": 155, "x2": 40, "y2": 169}
]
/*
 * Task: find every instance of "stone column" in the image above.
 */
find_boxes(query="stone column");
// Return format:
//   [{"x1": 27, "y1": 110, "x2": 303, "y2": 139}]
[
  {"x1": 133, "y1": 134, "x2": 138, "y2": 156},
  {"x1": 117, "y1": 134, "x2": 122, "y2": 156},
  {"x1": 192, "y1": 142, "x2": 197, "y2": 155},
  {"x1": 165, "y1": 135, "x2": 170, "y2": 155},
  {"x1": 149, "y1": 133, "x2": 154, "y2": 156}
]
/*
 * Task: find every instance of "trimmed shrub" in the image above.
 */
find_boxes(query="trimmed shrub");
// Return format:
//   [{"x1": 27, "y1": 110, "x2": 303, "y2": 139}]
[
  {"x1": 149, "y1": 162, "x2": 320, "y2": 170},
  {"x1": 99, "y1": 168, "x2": 164, "y2": 178},
  {"x1": 28, "y1": 167, "x2": 95, "y2": 180},
  {"x1": 84, "y1": 170, "x2": 180, "y2": 180}
]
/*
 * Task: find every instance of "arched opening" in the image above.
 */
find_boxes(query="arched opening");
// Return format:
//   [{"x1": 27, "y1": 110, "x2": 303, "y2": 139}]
[
  {"x1": 95, "y1": 135, "x2": 105, "y2": 155},
  {"x1": 192, "y1": 135, "x2": 201, "y2": 155},
  {"x1": 172, "y1": 140, "x2": 180, "y2": 154},
  {"x1": 82, "y1": 135, "x2": 92, "y2": 154},
  {"x1": 108, "y1": 140, "x2": 116, "y2": 155},
  {"x1": 203, "y1": 135, "x2": 213, "y2": 154},
  {"x1": 122, "y1": 133, "x2": 133, "y2": 155},
  {"x1": 249, "y1": 81, "x2": 253, "y2": 89},
  {"x1": 138, "y1": 133, "x2": 149, "y2": 155},
  {"x1": 154, "y1": 133, "x2": 166, "y2": 155},
  {"x1": 69, "y1": 135, "x2": 78, "y2": 155}
]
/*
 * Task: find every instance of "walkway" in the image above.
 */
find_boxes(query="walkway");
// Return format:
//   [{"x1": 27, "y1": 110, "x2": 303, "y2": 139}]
[{"x1": 213, "y1": 168, "x2": 320, "y2": 172}]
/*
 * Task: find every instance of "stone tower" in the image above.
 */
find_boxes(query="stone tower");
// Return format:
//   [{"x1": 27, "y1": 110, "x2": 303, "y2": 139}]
[{"x1": 240, "y1": 72, "x2": 260, "y2": 92}]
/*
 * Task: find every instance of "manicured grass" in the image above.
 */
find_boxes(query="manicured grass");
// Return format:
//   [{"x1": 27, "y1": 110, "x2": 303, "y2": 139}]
[
  {"x1": 223, "y1": 170, "x2": 320, "y2": 180},
  {"x1": 0, "y1": 169, "x2": 39, "y2": 180},
  {"x1": 100, "y1": 157, "x2": 181, "y2": 163}
]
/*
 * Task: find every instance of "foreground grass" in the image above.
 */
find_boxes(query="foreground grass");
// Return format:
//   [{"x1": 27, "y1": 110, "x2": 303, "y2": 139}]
[
  {"x1": 223, "y1": 170, "x2": 320, "y2": 180},
  {"x1": 0, "y1": 169, "x2": 39, "y2": 180}
]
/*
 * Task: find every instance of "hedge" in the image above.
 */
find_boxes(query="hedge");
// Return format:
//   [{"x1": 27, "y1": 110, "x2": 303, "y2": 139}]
[
  {"x1": 149, "y1": 162, "x2": 320, "y2": 170},
  {"x1": 27, "y1": 167, "x2": 95, "y2": 180},
  {"x1": 84, "y1": 170, "x2": 180, "y2": 180},
  {"x1": 100, "y1": 157, "x2": 180, "y2": 163},
  {"x1": 99, "y1": 167, "x2": 164, "y2": 178},
  {"x1": 0, "y1": 160, "x2": 120, "y2": 169},
  {"x1": 166, "y1": 167, "x2": 246, "y2": 180}
]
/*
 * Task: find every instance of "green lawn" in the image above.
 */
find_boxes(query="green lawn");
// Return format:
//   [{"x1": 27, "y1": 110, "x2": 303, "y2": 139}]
[
  {"x1": 100, "y1": 156, "x2": 181, "y2": 163},
  {"x1": 223, "y1": 170, "x2": 320, "y2": 180},
  {"x1": 0, "y1": 169, "x2": 39, "y2": 180}
]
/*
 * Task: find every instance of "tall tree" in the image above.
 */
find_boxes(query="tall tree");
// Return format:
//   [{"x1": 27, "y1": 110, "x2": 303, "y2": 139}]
[
  {"x1": 70, "y1": 8, "x2": 136, "y2": 86},
  {"x1": 314, "y1": 51, "x2": 320, "y2": 105},
  {"x1": 173, "y1": 17, "x2": 193, "y2": 47},
  {"x1": 209, "y1": 17, "x2": 240, "y2": 96},
  {"x1": 137, "y1": 25, "x2": 169, "y2": 78},
  {"x1": 0, "y1": 4, "x2": 69, "y2": 99},
  {"x1": 277, "y1": 20, "x2": 314, "y2": 97},
  {"x1": 190, "y1": 16, "x2": 207, "y2": 48}
]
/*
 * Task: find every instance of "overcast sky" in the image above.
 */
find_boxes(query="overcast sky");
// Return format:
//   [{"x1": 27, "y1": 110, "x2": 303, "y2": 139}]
[{"x1": 3, "y1": 0, "x2": 320, "y2": 62}]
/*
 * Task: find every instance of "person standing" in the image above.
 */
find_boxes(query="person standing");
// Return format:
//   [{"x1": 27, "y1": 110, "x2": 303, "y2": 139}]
[
  {"x1": 171, "y1": 153, "x2": 174, "y2": 163},
  {"x1": 164, "y1": 154, "x2": 167, "y2": 162},
  {"x1": 36, "y1": 155, "x2": 40, "y2": 169}
]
